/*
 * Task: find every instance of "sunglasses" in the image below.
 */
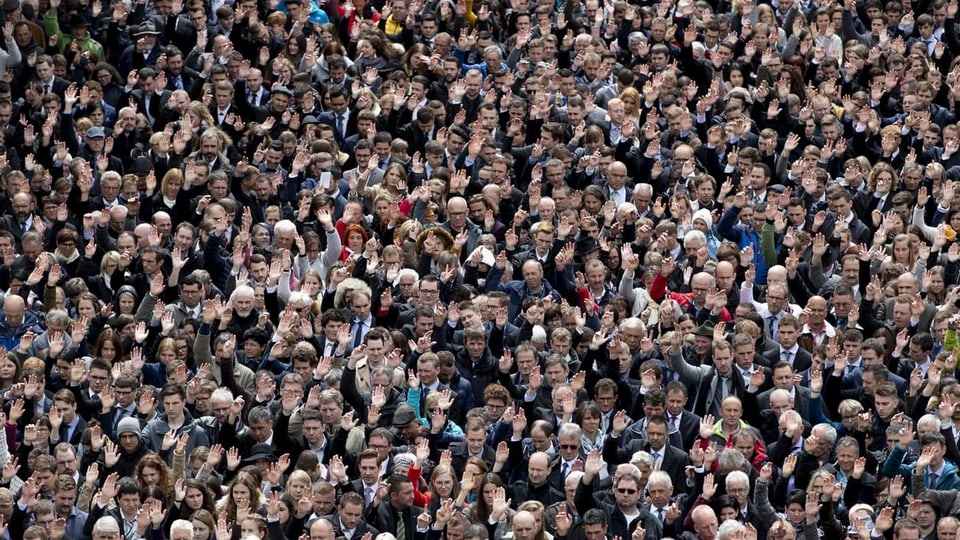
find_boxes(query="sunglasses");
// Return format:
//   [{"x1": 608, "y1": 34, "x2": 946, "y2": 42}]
[{"x1": 617, "y1": 488, "x2": 638, "y2": 494}]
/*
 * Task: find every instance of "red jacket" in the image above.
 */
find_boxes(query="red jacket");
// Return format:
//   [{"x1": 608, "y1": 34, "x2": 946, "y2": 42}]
[{"x1": 650, "y1": 274, "x2": 732, "y2": 322}]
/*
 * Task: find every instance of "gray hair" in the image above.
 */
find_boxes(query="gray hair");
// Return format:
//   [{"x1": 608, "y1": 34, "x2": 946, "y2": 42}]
[
  {"x1": 717, "y1": 448, "x2": 749, "y2": 472},
  {"x1": 683, "y1": 230, "x2": 707, "y2": 247},
  {"x1": 230, "y1": 285, "x2": 254, "y2": 302},
  {"x1": 171, "y1": 520, "x2": 195, "y2": 539},
  {"x1": 630, "y1": 451, "x2": 653, "y2": 469},
  {"x1": 725, "y1": 470, "x2": 750, "y2": 490},
  {"x1": 717, "y1": 520, "x2": 746, "y2": 540},
  {"x1": 558, "y1": 423, "x2": 583, "y2": 440},
  {"x1": 813, "y1": 423, "x2": 839, "y2": 445},
  {"x1": 647, "y1": 470, "x2": 673, "y2": 490},
  {"x1": 210, "y1": 388, "x2": 234, "y2": 403},
  {"x1": 274, "y1": 219, "x2": 297, "y2": 236},
  {"x1": 94, "y1": 516, "x2": 121, "y2": 534},
  {"x1": 46, "y1": 309, "x2": 70, "y2": 327}
]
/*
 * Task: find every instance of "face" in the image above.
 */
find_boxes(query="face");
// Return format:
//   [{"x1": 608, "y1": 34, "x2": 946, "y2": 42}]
[
  {"x1": 713, "y1": 347, "x2": 733, "y2": 376},
  {"x1": 615, "y1": 479, "x2": 641, "y2": 508},
  {"x1": 528, "y1": 456, "x2": 551, "y2": 485},
  {"x1": 874, "y1": 395, "x2": 898, "y2": 419},
  {"x1": 119, "y1": 492, "x2": 140, "y2": 517},
  {"x1": 646, "y1": 420, "x2": 667, "y2": 451},
  {"x1": 340, "y1": 502, "x2": 363, "y2": 529}
]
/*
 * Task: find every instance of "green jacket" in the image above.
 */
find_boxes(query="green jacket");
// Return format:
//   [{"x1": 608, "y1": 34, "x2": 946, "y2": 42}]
[{"x1": 44, "y1": 11, "x2": 104, "y2": 61}]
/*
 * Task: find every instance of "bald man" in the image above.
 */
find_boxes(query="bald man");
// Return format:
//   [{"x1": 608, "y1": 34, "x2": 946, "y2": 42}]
[
  {"x1": 797, "y1": 296, "x2": 835, "y2": 352},
  {"x1": 604, "y1": 161, "x2": 630, "y2": 207},
  {"x1": 0, "y1": 294, "x2": 41, "y2": 351},
  {"x1": 509, "y1": 452, "x2": 564, "y2": 508}
]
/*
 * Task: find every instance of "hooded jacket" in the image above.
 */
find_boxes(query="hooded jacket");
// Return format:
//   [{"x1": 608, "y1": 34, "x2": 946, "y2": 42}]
[{"x1": 141, "y1": 409, "x2": 211, "y2": 466}]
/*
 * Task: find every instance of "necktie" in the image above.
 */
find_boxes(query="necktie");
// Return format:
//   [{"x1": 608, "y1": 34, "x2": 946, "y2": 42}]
[
  {"x1": 395, "y1": 512, "x2": 405, "y2": 540},
  {"x1": 768, "y1": 315, "x2": 778, "y2": 338},
  {"x1": 561, "y1": 462, "x2": 569, "y2": 479},
  {"x1": 671, "y1": 416, "x2": 679, "y2": 429},
  {"x1": 846, "y1": 364, "x2": 856, "y2": 374},
  {"x1": 353, "y1": 320, "x2": 365, "y2": 347},
  {"x1": 20, "y1": 221, "x2": 27, "y2": 233},
  {"x1": 714, "y1": 376, "x2": 725, "y2": 408},
  {"x1": 929, "y1": 472, "x2": 939, "y2": 488},
  {"x1": 337, "y1": 114, "x2": 345, "y2": 138},
  {"x1": 652, "y1": 451, "x2": 660, "y2": 463},
  {"x1": 783, "y1": 350, "x2": 792, "y2": 364},
  {"x1": 44, "y1": 84, "x2": 50, "y2": 94},
  {"x1": 657, "y1": 508, "x2": 664, "y2": 522},
  {"x1": 60, "y1": 423, "x2": 69, "y2": 443},
  {"x1": 175, "y1": 76, "x2": 183, "y2": 90},
  {"x1": 365, "y1": 487, "x2": 374, "y2": 506}
]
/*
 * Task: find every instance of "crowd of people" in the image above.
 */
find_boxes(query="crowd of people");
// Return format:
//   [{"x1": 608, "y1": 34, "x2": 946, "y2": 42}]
[{"x1": 0, "y1": 0, "x2": 960, "y2": 540}]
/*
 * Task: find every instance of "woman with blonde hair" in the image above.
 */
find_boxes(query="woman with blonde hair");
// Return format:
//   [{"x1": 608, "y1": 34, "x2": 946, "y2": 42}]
[
  {"x1": 146, "y1": 168, "x2": 192, "y2": 225},
  {"x1": 619, "y1": 86, "x2": 642, "y2": 125}
]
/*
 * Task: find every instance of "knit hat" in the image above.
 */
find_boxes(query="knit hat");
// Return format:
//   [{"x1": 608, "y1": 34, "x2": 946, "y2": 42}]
[
  {"x1": 692, "y1": 208, "x2": 713, "y2": 230},
  {"x1": 117, "y1": 417, "x2": 140, "y2": 435},
  {"x1": 393, "y1": 453, "x2": 416, "y2": 470}
]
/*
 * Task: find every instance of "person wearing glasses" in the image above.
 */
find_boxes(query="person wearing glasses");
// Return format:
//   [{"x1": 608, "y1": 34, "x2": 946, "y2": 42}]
[{"x1": 576, "y1": 452, "x2": 663, "y2": 540}]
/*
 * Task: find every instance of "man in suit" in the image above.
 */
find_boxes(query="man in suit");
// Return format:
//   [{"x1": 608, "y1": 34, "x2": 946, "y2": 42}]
[
  {"x1": 881, "y1": 274, "x2": 937, "y2": 333},
  {"x1": 667, "y1": 336, "x2": 745, "y2": 418},
  {"x1": 210, "y1": 80, "x2": 243, "y2": 138},
  {"x1": 52, "y1": 389, "x2": 87, "y2": 447},
  {"x1": 607, "y1": 414, "x2": 690, "y2": 489},
  {"x1": 744, "y1": 386, "x2": 806, "y2": 445},
  {"x1": 124, "y1": 67, "x2": 172, "y2": 130},
  {"x1": 664, "y1": 381, "x2": 702, "y2": 451},
  {"x1": 818, "y1": 185, "x2": 872, "y2": 246},
  {"x1": 447, "y1": 419, "x2": 497, "y2": 472},
  {"x1": 364, "y1": 475, "x2": 423, "y2": 540},
  {"x1": 235, "y1": 67, "x2": 270, "y2": 108},
  {"x1": 331, "y1": 492, "x2": 380, "y2": 540},
  {"x1": 219, "y1": 404, "x2": 301, "y2": 459},
  {"x1": 160, "y1": 47, "x2": 199, "y2": 94},
  {"x1": 725, "y1": 471, "x2": 765, "y2": 530},
  {"x1": 167, "y1": 5, "x2": 220, "y2": 56},
  {"x1": 33, "y1": 54, "x2": 69, "y2": 100},
  {"x1": 895, "y1": 332, "x2": 935, "y2": 381},
  {"x1": 338, "y1": 449, "x2": 384, "y2": 509},
  {"x1": 386, "y1": 105, "x2": 436, "y2": 157},
  {"x1": 82, "y1": 476, "x2": 143, "y2": 539},
  {"x1": 757, "y1": 363, "x2": 812, "y2": 416},
  {"x1": 319, "y1": 86, "x2": 356, "y2": 147},
  {"x1": 763, "y1": 315, "x2": 813, "y2": 372}
]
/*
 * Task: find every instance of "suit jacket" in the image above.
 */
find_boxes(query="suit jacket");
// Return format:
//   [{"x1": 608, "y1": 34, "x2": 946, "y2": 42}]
[
  {"x1": 127, "y1": 88, "x2": 173, "y2": 128},
  {"x1": 319, "y1": 110, "x2": 359, "y2": 147},
  {"x1": 757, "y1": 385, "x2": 811, "y2": 417},
  {"x1": 331, "y1": 513, "x2": 380, "y2": 540},
  {"x1": 58, "y1": 415, "x2": 87, "y2": 447},
  {"x1": 604, "y1": 435, "x2": 690, "y2": 488},
  {"x1": 761, "y1": 346, "x2": 813, "y2": 373},
  {"x1": 669, "y1": 410, "x2": 702, "y2": 451},
  {"x1": 364, "y1": 501, "x2": 423, "y2": 540},
  {"x1": 667, "y1": 347, "x2": 746, "y2": 417}
]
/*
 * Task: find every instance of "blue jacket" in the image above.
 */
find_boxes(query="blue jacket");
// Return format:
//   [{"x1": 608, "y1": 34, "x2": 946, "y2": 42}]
[
  {"x1": 882, "y1": 444, "x2": 960, "y2": 492},
  {"x1": 717, "y1": 205, "x2": 768, "y2": 284},
  {"x1": 0, "y1": 309, "x2": 42, "y2": 352}
]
